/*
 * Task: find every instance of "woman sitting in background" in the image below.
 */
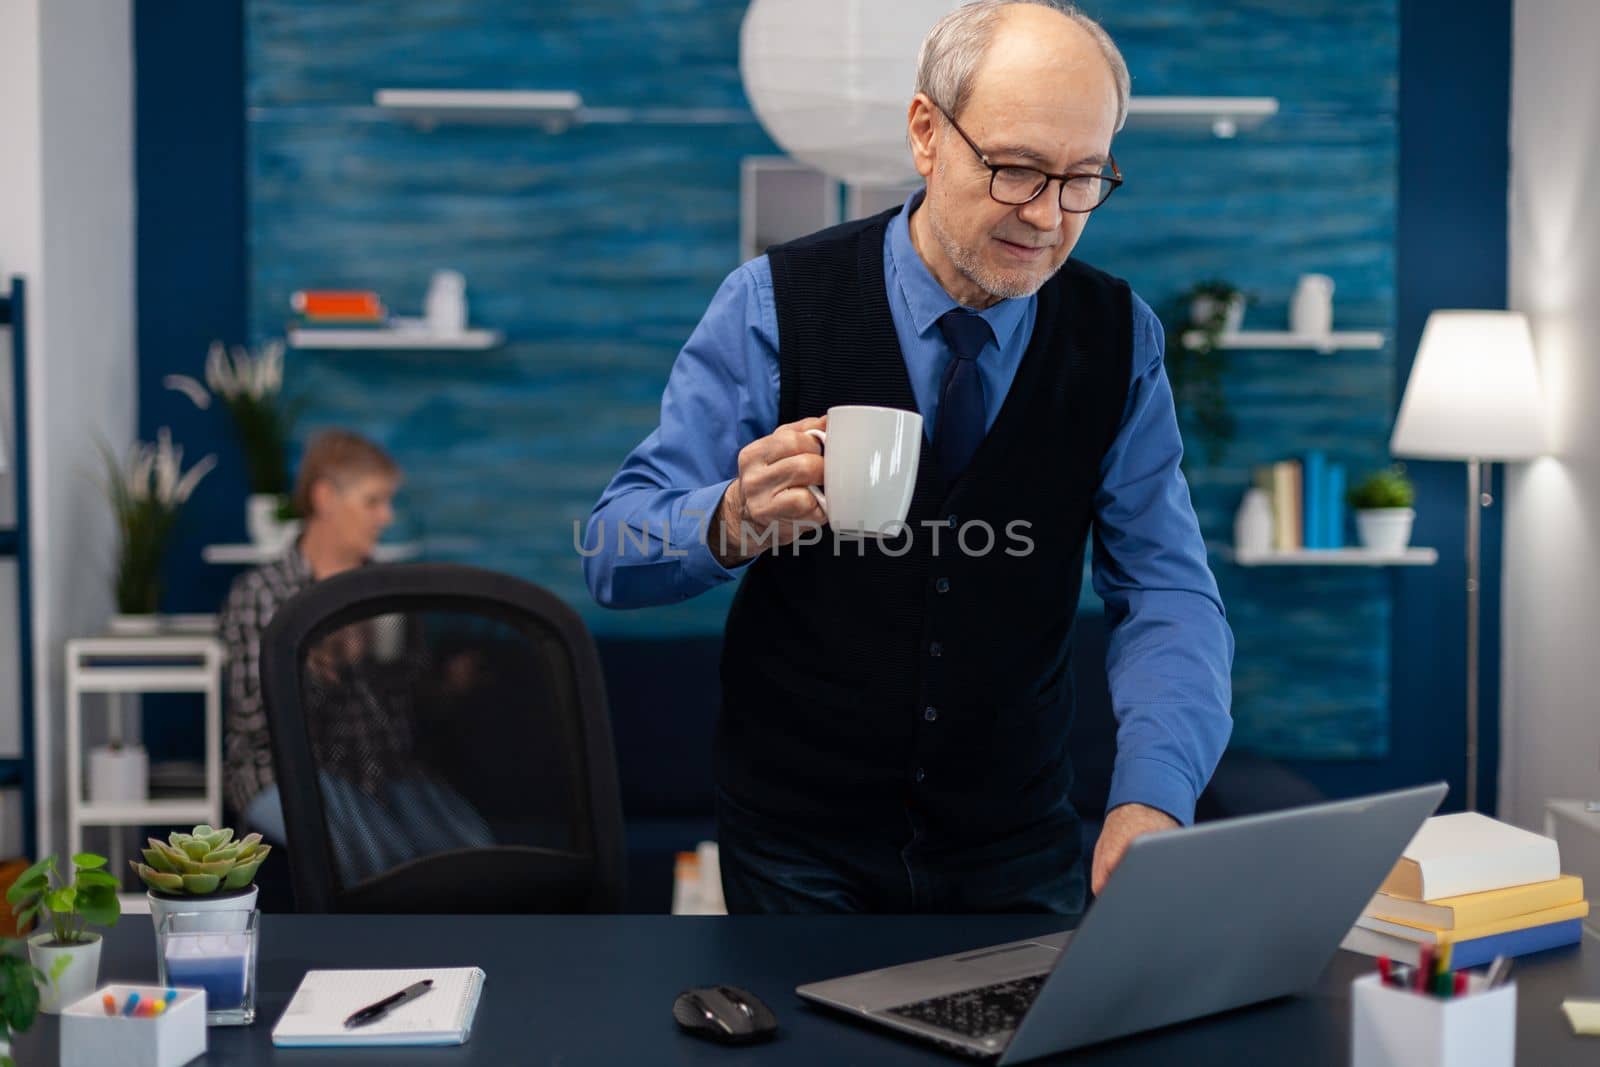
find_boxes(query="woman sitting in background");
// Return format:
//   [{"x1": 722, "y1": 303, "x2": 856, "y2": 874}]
[{"x1": 219, "y1": 429, "x2": 490, "y2": 884}]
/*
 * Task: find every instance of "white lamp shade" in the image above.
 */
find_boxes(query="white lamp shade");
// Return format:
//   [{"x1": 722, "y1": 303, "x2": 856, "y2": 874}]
[
  {"x1": 1390, "y1": 310, "x2": 1547, "y2": 461},
  {"x1": 740, "y1": 0, "x2": 962, "y2": 187}
]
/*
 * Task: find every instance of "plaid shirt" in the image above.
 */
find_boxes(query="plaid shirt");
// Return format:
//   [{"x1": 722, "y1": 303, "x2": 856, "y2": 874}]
[
  {"x1": 219, "y1": 546, "x2": 422, "y2": 816},
  {"x1": 219, "y1": 548, "x2": 316, "y2": 815}
]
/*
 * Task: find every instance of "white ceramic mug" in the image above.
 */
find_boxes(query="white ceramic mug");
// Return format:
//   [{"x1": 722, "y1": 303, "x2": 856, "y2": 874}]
[{"x1": 803, "y1": 405, "x2": 923, "y2": 536}]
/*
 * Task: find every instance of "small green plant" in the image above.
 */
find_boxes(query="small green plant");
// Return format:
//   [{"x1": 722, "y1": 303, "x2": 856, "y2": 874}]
[
  {"x1": 0, "y1": 937, "x2": 43, "y2": 1066},
  {"x1": 5, "y1": 854, "x2": 121, "y2": 946},
  {"x1": 1349, "y1": 466, "x2": 1416, "y2": 510},
  {"x1": 1163, "y1": 280, "x2": 1252, "y2": 467},
  {"x1": 130, "y1": 825, "x2": 272, "y2": 896}
]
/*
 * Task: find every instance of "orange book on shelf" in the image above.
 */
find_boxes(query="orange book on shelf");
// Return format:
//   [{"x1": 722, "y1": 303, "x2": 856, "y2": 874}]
[{"x1": 290, "y1": 290, "x2": 385, "y2": 321}]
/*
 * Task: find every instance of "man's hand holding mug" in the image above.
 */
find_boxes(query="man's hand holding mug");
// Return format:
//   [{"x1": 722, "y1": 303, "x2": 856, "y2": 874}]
[{"x1": 712, "y1": 415, "x2": 829, "y2": 568}]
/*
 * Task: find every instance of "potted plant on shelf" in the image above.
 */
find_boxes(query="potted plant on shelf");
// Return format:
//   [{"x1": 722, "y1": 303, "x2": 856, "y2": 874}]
[
  {"x1": 1164, "y1": 280, "x2": 1252, "y2": 466},
  {"x1": 132, "y1": 825, "x2": 272, "y2": 933},
  {"x1": 5, "y1": 853, "x2": 121, "y2": 1014},
  {"x1": 0, "y1": 937, "x2": 44, "y2": 1065},
  {"x1": 165, "y1": 340, "x2": 301, "y2": 551},
  {"x1": 1349, "y1": 465, "x2": 1416, "y2": 553},
  {"x1": 98, "y1": 428, "x2": 217, "y2": 633}
]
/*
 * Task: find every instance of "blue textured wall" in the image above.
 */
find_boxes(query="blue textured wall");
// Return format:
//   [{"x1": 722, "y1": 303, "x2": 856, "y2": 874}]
[{"x1": 241, "y1": 0, "x2": 1400, "y2": 758}]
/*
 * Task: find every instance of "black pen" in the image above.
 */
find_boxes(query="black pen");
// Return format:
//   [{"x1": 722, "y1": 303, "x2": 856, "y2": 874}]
[{"x1": 344, "y1": 979, "x2": 434, "y2": 1029}]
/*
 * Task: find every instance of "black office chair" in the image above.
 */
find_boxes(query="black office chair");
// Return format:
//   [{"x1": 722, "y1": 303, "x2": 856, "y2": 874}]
[{"x1": 259, "y1": 563, "x2": 626, "y2": 914}]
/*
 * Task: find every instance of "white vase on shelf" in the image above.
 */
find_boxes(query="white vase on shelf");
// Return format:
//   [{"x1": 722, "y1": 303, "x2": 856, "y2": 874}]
[
  {"x1": 1290, "y1": 274, "x2": 1335, "y2": 336},
  {"x1": 1233, "y1": 489, "x2": 1274, "y2": 557}
]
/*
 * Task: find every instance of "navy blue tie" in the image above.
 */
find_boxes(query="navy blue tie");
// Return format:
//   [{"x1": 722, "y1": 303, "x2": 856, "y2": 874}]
[{"x1": 935, "y1": 309, "x2": 992, "y2": 482}]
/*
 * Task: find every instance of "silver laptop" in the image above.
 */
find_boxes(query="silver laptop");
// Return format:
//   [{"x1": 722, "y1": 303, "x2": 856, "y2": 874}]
[{"x1": 797, "y1": 783, "x2": 1446, "y2": 1063}]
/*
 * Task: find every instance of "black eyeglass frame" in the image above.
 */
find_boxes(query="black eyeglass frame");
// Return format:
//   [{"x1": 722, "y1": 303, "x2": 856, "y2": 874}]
[{"x1": 935, "y1": 104, "x2": 1123, "y2": 214}]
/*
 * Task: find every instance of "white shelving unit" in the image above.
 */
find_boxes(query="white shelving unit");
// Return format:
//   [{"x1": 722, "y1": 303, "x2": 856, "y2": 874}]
[
  {"x1": 1230, "y1": 547, "x2": 1438, "y2": 567},
  {"x1": 287, "y1": 326, "x2": 503, "y2": 351},
  {"x1": 65, "y1": 636, "x2": 224, "y2": 868},
  {"x1": 202, "y1": 542, "x2": 422, "y2": 566},
  {"x1": 1181, "y1": 330, "x2": 1387, "y2": 354}
]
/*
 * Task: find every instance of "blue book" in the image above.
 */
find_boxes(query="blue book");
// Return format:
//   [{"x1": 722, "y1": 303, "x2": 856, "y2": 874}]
[
  {"x1": 1303, "y1": 451, "x2": 1326, "y2": 550},
  {"x1": 1326, "y1": 463, "x2": 1346, "y2": 549},
  {"x1": 1449, "y1": 917, "x2": 1584, "y2": 969}
]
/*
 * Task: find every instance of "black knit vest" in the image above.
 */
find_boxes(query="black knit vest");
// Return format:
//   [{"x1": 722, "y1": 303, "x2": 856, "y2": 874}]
[{"x1": 717, "y1": 208, "x2": 1133, "y2": 845}]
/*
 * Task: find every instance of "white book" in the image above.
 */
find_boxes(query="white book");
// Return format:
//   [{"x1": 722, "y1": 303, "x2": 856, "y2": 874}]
[
  {"x1": 271, "y1": 967, "x2": 485, "y2": 1048},
  {"x1": 1380, "y1": 812, "x2": 1560, "y2": 902}
]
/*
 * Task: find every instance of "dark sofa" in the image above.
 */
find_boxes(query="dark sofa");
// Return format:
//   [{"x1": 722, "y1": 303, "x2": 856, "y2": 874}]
[{"x1": 601, "y1": 610, "x2": 1323, "y2": 913}]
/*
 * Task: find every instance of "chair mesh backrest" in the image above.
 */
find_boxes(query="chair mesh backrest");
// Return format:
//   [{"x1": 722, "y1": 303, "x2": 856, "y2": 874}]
[
  {"x1": 297, "y1": 605, "x2": 592, "y2": 889},
  {"x1": 261, "y1": 565, "x2": 623, "y2": 913}
]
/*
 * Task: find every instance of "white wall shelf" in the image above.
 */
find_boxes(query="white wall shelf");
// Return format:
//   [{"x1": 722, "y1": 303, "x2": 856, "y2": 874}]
[
  {"x1": 375, "y1": 90, "x2": 1277, "y2": 139},
  {"x1": 1230, "y1": 548, "x2": 1438, "y2": 567},
  {"x1": 287, "y1": 326, "x2": 503, "y2": 351},
  {"x1": 203, "y1": 542, "x2": 422, "y2": 566},
  {"x1": 1125, "y1": 96, "x2": 1279, "y2": 138},
  {"x1": 1182, "y1": 330, "x2": 1387, "y2": 354}
]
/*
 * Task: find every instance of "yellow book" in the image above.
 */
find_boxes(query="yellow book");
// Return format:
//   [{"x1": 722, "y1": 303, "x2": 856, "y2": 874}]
[
  {"x1": 1365, "y1": 874, "x2": 1584, "y2": 930},
  {"x1": 1354, "y1": 898, "x2": 1590, "y2": 946}
]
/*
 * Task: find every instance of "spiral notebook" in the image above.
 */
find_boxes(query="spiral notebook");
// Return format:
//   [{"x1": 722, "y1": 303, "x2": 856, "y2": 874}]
[{"x1": 272, "y1": 967, "x2": 486, "y2": 1047}]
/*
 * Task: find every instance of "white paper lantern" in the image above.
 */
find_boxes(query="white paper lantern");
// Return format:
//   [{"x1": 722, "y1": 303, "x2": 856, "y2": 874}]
[{"x1": 740, "y1": 0, "x2": 964, "y2": 187}]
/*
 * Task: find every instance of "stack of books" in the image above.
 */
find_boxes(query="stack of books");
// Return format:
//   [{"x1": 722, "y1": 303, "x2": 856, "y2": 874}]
[
  {"x1": 1252, "y1": 451, "x2": 1347, "y2": 551},
  {"x1": 290, "y1": 289, "x2": 387, "y2": 328},
  {"x1": 1349, "y1": 812, "x2": 1588, "y2": 968}
]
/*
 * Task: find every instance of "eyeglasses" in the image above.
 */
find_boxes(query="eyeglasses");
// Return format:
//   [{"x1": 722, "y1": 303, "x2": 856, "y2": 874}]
[{"x1": 936, "y1": 105, "x2": 1122, "y2": 214}]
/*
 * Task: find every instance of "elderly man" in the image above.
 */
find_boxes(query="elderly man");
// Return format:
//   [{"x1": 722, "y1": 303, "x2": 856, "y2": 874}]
[{"x1": 584, "y1": 0, "x2": 1233, "y2": 914}]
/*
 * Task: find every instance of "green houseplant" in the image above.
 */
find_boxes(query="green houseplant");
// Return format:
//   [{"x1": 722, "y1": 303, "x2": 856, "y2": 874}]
[
  {"x1": 1349, "y1": 465, "x2": 1416, "y2": 553},
  {"x1": 98, "y1": 428, "x2": 217, "y2": 625},
  {"x1": 165, "y1": 340, "x2": 302, "y2": 550},
  {"x1": 0, "y1": 937, "x2": 43, "y2": 1066},
  {"x1": 1164, "y1": 280, "x2": 1252, "y2": 467},
  {"x1": 132, "y1": 825, "x2": 272, "y2": 932},
  {"x1": 5, "y1": 854, "x2": 121, "y2": 1014}
]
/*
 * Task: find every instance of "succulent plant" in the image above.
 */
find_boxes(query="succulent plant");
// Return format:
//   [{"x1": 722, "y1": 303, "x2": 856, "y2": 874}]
[{"x1": 130, "y1": 825, "x2": 272, "y2": 896}]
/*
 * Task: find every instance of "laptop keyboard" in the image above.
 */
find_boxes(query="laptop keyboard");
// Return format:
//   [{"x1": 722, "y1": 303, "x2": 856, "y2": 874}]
[{"x1": 885, "y1": 973, "x2": 1047, "y2": 1039}]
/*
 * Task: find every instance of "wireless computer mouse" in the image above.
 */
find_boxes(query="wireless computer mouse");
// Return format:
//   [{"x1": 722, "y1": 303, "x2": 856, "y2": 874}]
[{"x1": 672, "y1": 984, "x2": 779, "y2": 1044}]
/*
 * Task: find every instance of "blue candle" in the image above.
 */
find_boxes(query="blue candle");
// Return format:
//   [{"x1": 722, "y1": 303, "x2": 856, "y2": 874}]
[{"x1": 163, "y1": 941, "x2": 248, "y2": 1009}]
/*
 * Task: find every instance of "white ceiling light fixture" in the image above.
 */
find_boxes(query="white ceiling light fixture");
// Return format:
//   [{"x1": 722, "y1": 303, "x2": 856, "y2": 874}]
[{"x1": 740, "y1": 0, "x2": 961, "y2": 187}]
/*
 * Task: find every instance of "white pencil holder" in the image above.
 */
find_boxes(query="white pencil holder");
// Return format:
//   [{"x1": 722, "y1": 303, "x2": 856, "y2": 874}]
[
  {"x1": 1350, "y1": 973, "x2": 1515, "y2": 1067},
  {"x1": 59, "y1": 984, "x2": 207, "y2": 1067}
]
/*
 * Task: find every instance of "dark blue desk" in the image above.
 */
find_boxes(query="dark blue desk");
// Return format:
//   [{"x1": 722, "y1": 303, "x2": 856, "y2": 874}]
[{"x1": 14, "y1": 916, "x2": 1599, "y2": 1064}]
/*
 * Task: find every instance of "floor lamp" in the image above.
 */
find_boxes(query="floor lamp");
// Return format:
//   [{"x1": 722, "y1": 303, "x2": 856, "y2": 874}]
[{"x1": 1390, "y1": 311, "x2": 1546, "y2": 812}]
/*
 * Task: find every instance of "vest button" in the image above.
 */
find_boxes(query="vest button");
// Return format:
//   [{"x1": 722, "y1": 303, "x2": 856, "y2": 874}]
[
  {"x1": 924, "y1": 706, "x2": 938, "y2": 722},
  {"x1": 934, "y1": 577, "x2": 951, "y2": 594},
  {"x1": 914, "y1": 767, "x2": 927, "y2": 784},
  {"x1": 928, "y1": 641, "x2": 943, "y2": 658}
]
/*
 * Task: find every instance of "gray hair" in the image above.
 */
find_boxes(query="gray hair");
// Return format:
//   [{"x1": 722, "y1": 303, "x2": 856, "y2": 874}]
[{"x1": 915, "y1": 0, "x2": 1131, "y2": 132}]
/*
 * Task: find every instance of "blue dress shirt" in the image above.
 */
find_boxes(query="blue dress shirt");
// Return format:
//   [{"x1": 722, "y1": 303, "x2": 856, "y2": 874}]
[{"x1": 584, "y1": 193, "x2": 1234, "y2": 826}]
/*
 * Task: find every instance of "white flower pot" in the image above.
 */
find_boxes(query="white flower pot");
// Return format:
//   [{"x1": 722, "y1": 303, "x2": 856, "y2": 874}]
[
  {"x1": 1356, "y1": 508, "x2": 1415, "y2": 553},
  {"x1": 148, "y1": 884, "x2": 258, "y2": 934},
  {"x1": 246, "y1": 495, "x2": 300, "y2": 552},
  {"x1": 1190, "y1": 293, "x2": 1246, "y2": 334},
  {"x1": 29, "y1": 931, "x2": 102, "y2": 1014}
]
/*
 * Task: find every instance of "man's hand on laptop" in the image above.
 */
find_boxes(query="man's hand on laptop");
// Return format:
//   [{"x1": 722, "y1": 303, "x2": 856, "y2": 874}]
[{"x1": 1091, "y1": 803, "x2": 1179, "y2": 896}]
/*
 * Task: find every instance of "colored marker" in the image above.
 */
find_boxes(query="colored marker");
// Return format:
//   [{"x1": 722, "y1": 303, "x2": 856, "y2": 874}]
[
  {"x1": 164, "y1": 988, "x2": 177, "y2": 1003},
  {"x1": 150, "y1": 1000, "x2": 167, "y2": 1017},
  {"x1": 1416, "y1": 945, "x2": 1433, "y2": 993},
  {"x1": 1377, "y1": 956, "x2": 1393, "y2": 986},
  {"x1": 102, "y1": 993, "x2": 116, "y2": 1016},
  {"x1": 123, "y1": 992, "x2": 140, "y2": 1017},
  {"x1": 1454, "y1": 972, "x2": 1469, "y2": 997}
]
